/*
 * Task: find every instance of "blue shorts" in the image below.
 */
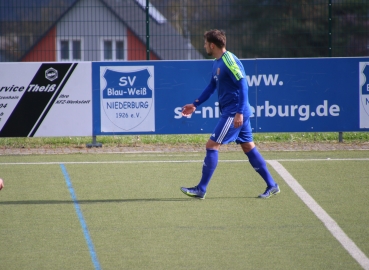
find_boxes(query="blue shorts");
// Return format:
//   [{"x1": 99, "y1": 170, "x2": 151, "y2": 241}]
[{"x1": 210, "y1": 115, "x2": 253, "y2": 144}]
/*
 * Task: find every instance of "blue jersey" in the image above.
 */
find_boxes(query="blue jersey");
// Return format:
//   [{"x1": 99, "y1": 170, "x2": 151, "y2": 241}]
[{"x1": 193, "y1": 51, "x2": 252, "y2": 117}]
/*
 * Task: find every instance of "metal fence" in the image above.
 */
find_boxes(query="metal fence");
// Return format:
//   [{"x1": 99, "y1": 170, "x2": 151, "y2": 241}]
[{"x1": 0, "y1": 0, "x2": 368, "y2": 62}]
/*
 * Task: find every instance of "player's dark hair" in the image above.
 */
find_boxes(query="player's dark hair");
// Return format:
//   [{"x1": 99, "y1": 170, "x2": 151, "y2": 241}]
[{"x1": 204, "y1": 29, "x2": 226, "y2": 49}]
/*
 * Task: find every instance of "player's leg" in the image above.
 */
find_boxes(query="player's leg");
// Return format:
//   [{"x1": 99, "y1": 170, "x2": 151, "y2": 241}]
[
  {"x1": 180, "y1": 139, "x2": 220, "y2": 199},
  {"x1": 237, "y1": 119, "x2": 280, "y2": 198},
  {"x1": 180, "y1": 115, "x2": 236, "y2": 199},
  {"x1": 199, "y1": 115, "x2": 245, "y2": 192},
  {"x1": 196, "y1": 139, "x2": 220, "y2": 192}
]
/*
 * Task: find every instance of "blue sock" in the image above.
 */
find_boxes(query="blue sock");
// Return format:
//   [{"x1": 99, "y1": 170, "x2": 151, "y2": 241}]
[
  {"x1": 246, "y1": 147, "x2": 276, "y2": 187},
  {"x1": 197, "y1": 149, "x2": 218, "y2": 192}
]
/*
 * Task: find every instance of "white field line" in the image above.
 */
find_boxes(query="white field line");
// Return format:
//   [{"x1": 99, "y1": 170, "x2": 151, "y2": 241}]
[
  {"x1": 0, "y1": 158, "x2": 368, "y2": 165},
  {"x1": 267, "y1": 160, "x2": 369, "y2": 270}
]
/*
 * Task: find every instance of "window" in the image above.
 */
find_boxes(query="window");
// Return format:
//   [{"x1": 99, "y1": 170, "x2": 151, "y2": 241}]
[
  {"x1": 58, "y1": 39, "x2": 82, "y2": 61},
  {"x1": 72, "y1": 40, "x2": 81, "y2": 60},
  {"x1": 60, "y1": 41, "x2": 69, "y2": 60},
  {"x1": 101, "y1": 38, "x2": 126, "y2": 61},
  {"x1": 116, "y1": 41, "x2": 124, "y2": 60},
  {"x1": 104, "y1": 40, "x2": 113, "y2": 60}
]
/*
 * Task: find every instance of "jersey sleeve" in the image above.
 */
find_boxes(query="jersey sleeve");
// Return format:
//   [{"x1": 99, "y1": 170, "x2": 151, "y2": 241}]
[
  {"x1": 193, "y1": 76, "x2": 217, "y2": 107},
  {"x1": 235, "y1": 78, "x2": 248, "y2": 113},
  {"x1": 221, "y1": 52, "x2": 244, "y2": 82}
]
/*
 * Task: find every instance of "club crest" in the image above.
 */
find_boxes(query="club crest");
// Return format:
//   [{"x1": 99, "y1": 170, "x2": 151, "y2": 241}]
[
  {"x1": 360, "y1": 63, "x2": 369, "y2": 128},
  {"x1": 100, "y1": 67, "x2": 155, "y2": 131}
]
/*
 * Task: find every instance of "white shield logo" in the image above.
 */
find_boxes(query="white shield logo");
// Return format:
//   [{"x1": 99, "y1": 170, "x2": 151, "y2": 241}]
[
  {"x1": 360, "y1": 62, "x2": 369, "y2": 128},
  {"x1": 100, "y1": 66, "x2": 155, "y2": 132}
]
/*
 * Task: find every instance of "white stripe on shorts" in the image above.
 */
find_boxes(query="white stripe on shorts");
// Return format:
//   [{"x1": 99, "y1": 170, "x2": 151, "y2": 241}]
[{"x1": 217, "y1": 117, "x2": 233, "y2": 143}]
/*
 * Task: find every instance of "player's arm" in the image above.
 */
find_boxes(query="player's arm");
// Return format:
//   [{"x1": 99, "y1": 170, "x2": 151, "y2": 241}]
[
  {"x1": 182, "y1": 79, "x2": 216, "y2": 116},
  {"x1": 236, "y1": 78, "x2": 248, "y2": 114},
  {"x1": 233, "y1": 78, "x2": 248, "y2": 127},
  {"x1": 192, "y1": 79, "x2": 216, "y2": 108}
]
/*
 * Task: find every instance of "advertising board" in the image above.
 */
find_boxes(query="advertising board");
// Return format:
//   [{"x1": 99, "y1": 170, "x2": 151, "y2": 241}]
[
  {"x1": 0, "y1": 62, "x2": 92, "y2": 137},
  {"x1": 92, "y1": 58, "x2": 369, "y2": 135}
]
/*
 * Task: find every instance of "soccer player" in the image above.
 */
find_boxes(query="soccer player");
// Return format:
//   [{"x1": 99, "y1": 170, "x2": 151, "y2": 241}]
[
  {"x1": 180, "y1": 29, "x2": 280, "y2": 199},
  {"x1": 0, "y1": 178, "x2": 4, "y2": 190}
]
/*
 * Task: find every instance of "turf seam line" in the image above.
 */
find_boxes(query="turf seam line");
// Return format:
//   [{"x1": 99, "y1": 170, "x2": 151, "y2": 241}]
[
  {"x1": 267, "y1": 160, "x2": 369, "y2": 270},
  {"x1": 60, "y1": 164, "x2": 101, "y2": 270}
]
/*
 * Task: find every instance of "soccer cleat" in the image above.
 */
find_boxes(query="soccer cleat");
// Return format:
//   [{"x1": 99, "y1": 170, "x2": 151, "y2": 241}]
[
  {"x1": 180, "y1": 186, "x2": 206, "y2": 199},
  {"x1": 258, "y1": 184, "x2": 280, "y2": 198}
]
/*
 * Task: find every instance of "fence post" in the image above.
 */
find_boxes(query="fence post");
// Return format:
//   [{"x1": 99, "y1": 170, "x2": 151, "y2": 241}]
[
  {"x1": 328, "y1": 0, "x2": 332, "y2": 57},
  {"x1": 338, "y1": 132, "x2": 343, "y2": 143},
  {"x1": 86, "y1": 136, "x2": 102, "y2": 148},
  {"x1": 146, "y1": 0, "x2": 150, "y2": 60},
  {"x1": 328, "y1": 0, "x2": 342, "y2": 142}
]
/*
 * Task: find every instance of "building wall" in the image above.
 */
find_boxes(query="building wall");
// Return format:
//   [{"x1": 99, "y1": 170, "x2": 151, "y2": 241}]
[
  {"x1": 127, "y1": 28, "x2": 159, "y2": 60},
  {"x1": 56, "y1": 0, "x2": 156, "y2": 61},
  {"x1": 22, "y1": 27, "x2": 56, "y2": 62},
  {"x1": 22, "y1": 0, "x2": 161, "y2": 62},
  {"x1": 56, "y1": 0, "x2": 122, "y2": 61}
]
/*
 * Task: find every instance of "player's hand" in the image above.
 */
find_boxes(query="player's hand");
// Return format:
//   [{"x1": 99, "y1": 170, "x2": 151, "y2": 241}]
[
  {"x1": 182, "y1": 104, "x2": 196, "y2": 117},
  {"x1": 0, "y1": 179, "x2": 4, "y2": 190},
  {"x1": 234, "y1": 113, "x2": 243, "y2": 128}
]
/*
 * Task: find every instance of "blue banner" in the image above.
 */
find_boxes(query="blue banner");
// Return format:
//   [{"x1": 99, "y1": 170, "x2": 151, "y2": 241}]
[{"x1": 92, "y1": 57, "x2": 369, "y2": 135}]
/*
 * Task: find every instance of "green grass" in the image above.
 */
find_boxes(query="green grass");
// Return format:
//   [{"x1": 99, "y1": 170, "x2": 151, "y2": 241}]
[
  {"x1": 0, "y1": 132, "x2": 368, "y2": 148},
  {"x1": 0, "y1": 151, "x2": 368, "y2": 269}
]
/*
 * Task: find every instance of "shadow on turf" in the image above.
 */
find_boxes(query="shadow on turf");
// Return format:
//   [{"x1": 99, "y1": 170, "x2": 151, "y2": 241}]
[{"x1": 0, "y1": 196, "x2": 258, "y2": 205}]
